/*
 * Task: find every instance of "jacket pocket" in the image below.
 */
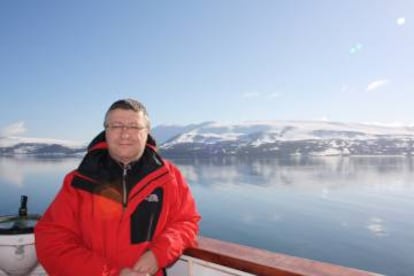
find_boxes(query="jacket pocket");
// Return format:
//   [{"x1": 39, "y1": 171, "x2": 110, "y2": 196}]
[{"x1": 130, "y1": 187, "x2": 164, "y2": 244}]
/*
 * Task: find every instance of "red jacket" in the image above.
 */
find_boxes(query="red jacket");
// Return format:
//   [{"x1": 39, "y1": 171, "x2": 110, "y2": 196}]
[{"x1": 35, "y1": 133, "x2": 200, "y2": 275}]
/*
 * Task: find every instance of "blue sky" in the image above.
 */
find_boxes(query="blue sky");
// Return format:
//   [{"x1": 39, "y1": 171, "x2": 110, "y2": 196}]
[{"x1": 0, "y1": 1, "x2": 413, "y2": 142}]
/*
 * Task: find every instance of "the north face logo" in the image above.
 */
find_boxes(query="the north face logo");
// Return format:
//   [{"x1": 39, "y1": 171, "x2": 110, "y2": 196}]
[{"x1": 145, "y1": 194, "x2": 159, "y2": 202}]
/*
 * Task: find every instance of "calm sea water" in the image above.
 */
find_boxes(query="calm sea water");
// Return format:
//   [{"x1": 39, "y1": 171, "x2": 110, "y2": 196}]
[{"x1": 1, "y1": 156, "x2": 413, "y2": 276}]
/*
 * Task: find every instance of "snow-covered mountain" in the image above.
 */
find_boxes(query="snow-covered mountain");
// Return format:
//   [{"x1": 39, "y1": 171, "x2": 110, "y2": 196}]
[
  {"x1": 159, "y1": 121, "x2": 414, "y2": 157},
  {"x1": 0, "y1": 136, "x2": 86, "y2": 157},
  {"x1": 3, "y1": 120, "x2": 414, "y2": 157},
  {"x1": 151, "y1": 122, "x2": 211, "y2": 144}
]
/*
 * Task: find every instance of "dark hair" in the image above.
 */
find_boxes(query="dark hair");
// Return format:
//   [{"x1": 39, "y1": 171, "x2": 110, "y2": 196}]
[{"x1": 104, "y1": 98, "x2": 150, "y2": 128}]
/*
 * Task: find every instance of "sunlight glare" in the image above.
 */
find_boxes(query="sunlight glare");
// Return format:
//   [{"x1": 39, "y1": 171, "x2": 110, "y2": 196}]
[
  {"x1": 396, "y1": 17, "x2": 406, "y2": 25},
  {"x1": 349, "y1": 43, "x2": 363, "y2": 54}
]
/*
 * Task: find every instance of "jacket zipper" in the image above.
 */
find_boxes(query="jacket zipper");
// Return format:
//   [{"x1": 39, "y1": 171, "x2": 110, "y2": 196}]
[
  {"x1": 145, "y1": 193, "x2": 160, "y2": 241},
  {"x1": 146, "y1": 209, "x2": 155, "y2": 241},
  {"x1": 122, "y1": 164, "x2": 131, "y2": 209}
]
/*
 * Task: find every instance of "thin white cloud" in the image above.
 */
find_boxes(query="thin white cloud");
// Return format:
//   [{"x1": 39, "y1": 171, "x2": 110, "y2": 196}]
[
  {"x1": 340, "y1": 85, "x2": 356, "y2": 94},
  {"x1": 397, "y1": 17, "x2": 406, "y2": 26},
  {"x1": 0, "y1": 121, "x2": 27, "y2": 136},
  {"x1": 268, "y1": 92, "x2": 281, "y2": 98},
  {"x1": 242, "y1": 91, "x2": 261, "y2": 98},
  {"x1": 242, "y1": 91, "x2": 281, "y2": 99},
  {"x1": 366, "y1": 79, "x2": 390, "y2": 92}
]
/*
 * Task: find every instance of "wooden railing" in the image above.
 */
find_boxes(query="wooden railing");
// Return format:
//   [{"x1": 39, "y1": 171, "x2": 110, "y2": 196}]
[{"x1": 184, "y1": 236, "x2": 382, "y2": 276}]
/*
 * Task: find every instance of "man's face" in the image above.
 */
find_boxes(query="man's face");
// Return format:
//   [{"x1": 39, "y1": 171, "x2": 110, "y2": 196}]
[{"x1": 105, "y1": 109, "x2": 149, "y2": 165}]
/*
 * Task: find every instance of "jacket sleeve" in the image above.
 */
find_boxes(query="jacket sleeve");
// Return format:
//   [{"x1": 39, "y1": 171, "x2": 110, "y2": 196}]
[
  {"x1": 149, "y1": 163, "x2": 201, "y2": 268},
  {"x1": 34, "y1": 172, "x2": 121, "y2": 276}
]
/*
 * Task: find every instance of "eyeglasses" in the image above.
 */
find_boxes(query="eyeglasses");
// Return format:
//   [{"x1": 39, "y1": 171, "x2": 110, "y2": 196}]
[{"x1": 105, "y1": 123, "x2": 147, "y2": 133}]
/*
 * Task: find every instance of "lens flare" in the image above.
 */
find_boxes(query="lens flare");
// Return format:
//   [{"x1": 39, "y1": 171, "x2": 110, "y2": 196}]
[
  {"x1": 397, "y1": 17, "x2": 406, "y2": 25},
  {"x1": 349, "y1": 43, "x2": 363, "y2": 54}
]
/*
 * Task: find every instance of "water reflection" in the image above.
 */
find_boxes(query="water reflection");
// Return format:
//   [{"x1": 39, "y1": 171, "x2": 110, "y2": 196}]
[
  {"x1": 172, "y1": 156, "x2": 414, "y2": 275},
  {"x1": 0, "y1": 157, "x2": 80, "y2": 214},
  {"x1": 367, "y1": 217, "x2": 387, "y2": 237},
  {"x1": 175, "y1": 156, "x2": 414, "y2": 191},
  {"x1": 0, "y1": 156, "x2": 413, "y2": 275},
  {"x1": 0, "y1": 157, "x2": 80, "y2": 187}
]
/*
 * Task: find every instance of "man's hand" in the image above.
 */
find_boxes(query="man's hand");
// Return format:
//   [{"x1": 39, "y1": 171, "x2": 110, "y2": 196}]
[{"x1": 132, "y1": 250, "x2": 159, "y2": 275}]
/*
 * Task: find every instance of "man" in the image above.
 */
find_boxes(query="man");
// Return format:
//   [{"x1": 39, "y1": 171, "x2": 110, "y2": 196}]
[{"x1": 35, "y1": 99, "x2": 200, "y2": 276}]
